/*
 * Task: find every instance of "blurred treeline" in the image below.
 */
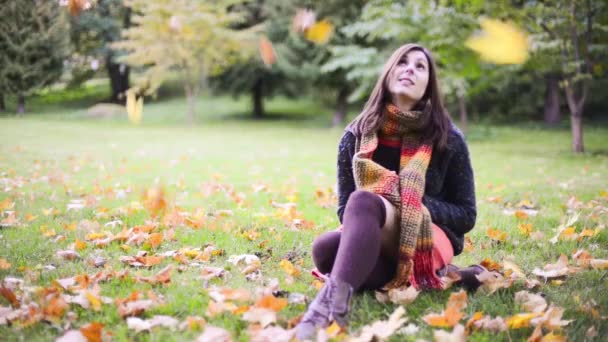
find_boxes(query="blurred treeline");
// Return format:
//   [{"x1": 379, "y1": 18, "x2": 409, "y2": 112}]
[{"x1": 0, "y1": 0, "x2": 606, "y2": 149}]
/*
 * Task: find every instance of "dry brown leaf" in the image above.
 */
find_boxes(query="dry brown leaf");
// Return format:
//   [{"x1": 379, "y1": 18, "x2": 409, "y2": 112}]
[
  {"x1": 56, "y1": 329, "x2": 88, "y2": 342},
  {"x1": 248, "y1": 325, "x2": 295, "y2": 342},
  {"x1": 57, "y1": 250, "x2": 80, "y2": 261},
  {"x1": 423, "y1": 290, "x2": 467, "y2": 328},
  {"x1": 532, "y1": 255, "x2": 570, "y2": 280},
  {"x1": 350, "y1": 306, "x2": 407, "y2": 342},
  {"x1": 515, "y1": 291, "x2": 547, "y2": 313},
  {"x1": 0, "y1": 287, "x2": 20, "y2": 308},
  {"x1": 208, "y1": 288, "x2": 251, "y2": 303},
  {"x1": 531, "y1": 305, "x2": 572, "y2": 330},
  {"x1": 242, "y1": 307, "x2": 276, "y2": 327},
  {"x1": 255, "y1": 295, "x2": 288, "y2": 312},
  {"x1": 0, "y1": 259, "x2": 11, "y2": 270},
  {"x1": 471, "y1": 315, "x2": 507, "y2": 333},
  {"x1": 590, "y1": 259, "x2": 608, "y2": 270},
  {"x1": 503, "y1": 260, "x2": 526, "y2": 279},
  {"x1": 117, "y1": 299, "x2": 157, "y2": 318},
  {"x1": 127, "y1": 315, "x2": 179, "y2": 332},
  {"x1": 200, "y1": 267, "x2": 226, "y2": 281},
  {"x1": 80, "y1": 322, "x2": 104, "y2": 342},
  {"x1": 387, "y1": 286, "x2": 420, "y2": 305},
  {"x1": 476, "y1": 271, "x2": 512, "y2": 294}
]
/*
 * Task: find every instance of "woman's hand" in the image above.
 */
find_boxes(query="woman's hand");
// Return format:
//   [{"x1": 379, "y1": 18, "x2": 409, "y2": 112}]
[{"x1": 335, "y1": 224, "x2": 343, "y2": 232}]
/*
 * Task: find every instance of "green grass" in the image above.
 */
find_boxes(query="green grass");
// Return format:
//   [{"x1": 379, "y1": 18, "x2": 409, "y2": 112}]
[{"x1": 0, "y1": 95, "x2": 607, "y2": 341}]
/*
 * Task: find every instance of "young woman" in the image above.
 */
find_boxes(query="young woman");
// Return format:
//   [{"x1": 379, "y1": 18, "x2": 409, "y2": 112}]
[{"x1": 296, "y1": 43, "x2": 483, "y2": 340}]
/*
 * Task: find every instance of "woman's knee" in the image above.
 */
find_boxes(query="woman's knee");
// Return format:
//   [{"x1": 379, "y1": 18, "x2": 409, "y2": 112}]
[
  {"x1": 344, "y1": 190, "x2": 385, "y2": 223},
  {"x1": 311, "y1": 232, "x2": 340, "y2": 270}
]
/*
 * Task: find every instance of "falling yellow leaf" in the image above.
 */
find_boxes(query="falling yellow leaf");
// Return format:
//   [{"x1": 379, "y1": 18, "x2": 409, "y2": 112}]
[
  {"x1": 259, "y1": 36, "x2": 276, "y2": 67},
  {"x1": 304, "y1": 20, "x2": 334, "y2": 45},
  {"x1": 126, "y1": 90, "x2": 143, "y2": 124},
  {"x1": 465, "y1": 18, "x2": 529, "y2": 65}
]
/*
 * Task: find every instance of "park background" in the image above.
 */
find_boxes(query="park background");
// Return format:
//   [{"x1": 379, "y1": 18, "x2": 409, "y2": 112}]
[{"x1": 0, "y1": 1, "x2": 607, "y2": 341}]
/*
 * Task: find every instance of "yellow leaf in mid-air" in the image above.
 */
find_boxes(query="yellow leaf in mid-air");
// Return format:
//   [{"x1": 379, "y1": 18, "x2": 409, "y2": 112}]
[
  {"x1": 304, "y1": 20, "x2": 334, "y2": 45},
  {"x1": 465, "y1": 18, "x2": 529, "y2": 65},
  {"x1": 126, "y1": 90, "x2": 143, "y2": 124}
]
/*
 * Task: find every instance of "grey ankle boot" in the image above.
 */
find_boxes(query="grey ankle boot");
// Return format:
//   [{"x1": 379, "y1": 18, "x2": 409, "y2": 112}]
[
  {"x1": 295, "y1": 277, "x2": 354, "y2": 340},
  {"x1": 328, "y1": 277, "x2": 353, "y2": 328},
  {"x1": 295, "y1": 284, "x2": 332, "y2": 341}
]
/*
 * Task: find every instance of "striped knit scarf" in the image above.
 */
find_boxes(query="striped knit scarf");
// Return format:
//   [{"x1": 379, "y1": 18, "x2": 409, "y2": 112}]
[{"x1": 353, "y1": 103, "x2": 441, "y2": 290}]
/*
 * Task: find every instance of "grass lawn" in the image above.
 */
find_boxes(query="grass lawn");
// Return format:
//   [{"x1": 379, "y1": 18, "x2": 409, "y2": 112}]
[{"x1": 0, "y1": 95, "x2": 607, "y2": 341}]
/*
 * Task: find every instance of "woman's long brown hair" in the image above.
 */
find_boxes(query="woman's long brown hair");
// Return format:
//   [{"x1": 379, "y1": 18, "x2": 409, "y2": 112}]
[{"x1": 347, "y1": 43, "x2": 452, "y2": 151}]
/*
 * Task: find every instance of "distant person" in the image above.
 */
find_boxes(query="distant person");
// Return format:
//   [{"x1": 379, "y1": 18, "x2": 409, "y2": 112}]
[{"x1": 296, "y1": 43, "x2": 483, "y2": 340}]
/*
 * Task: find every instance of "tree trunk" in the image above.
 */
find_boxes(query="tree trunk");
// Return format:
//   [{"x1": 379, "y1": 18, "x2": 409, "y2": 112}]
[
  {"x1": 17, "y1": 94, "x2": 25, "y2": 115},
  {"x1": 332, "y1": 87, "x2": 348, "y2": 127},
  {"x1": 564, "y1": 81, "x2": 587, "y2": 153},
  {"x1": 0, "y1": 93, "x2": 5, "y2": 112},
  {"x1": 458, "y1": 94, "x2": 468, "y2": 135},
  {"x1": 543, "y1": 75, "x2": 561, "y2": 126},
  {"x1": 106, "y1": 52, "x2": 130, "y2": 103},
  {"x1": 570, "y1": 114, "x2": 584, "y2": 153},
  {"x1": 252, "y1": 78, "x2": 264, "y2": 119},
  {"x1": 185, "y1": 85, "x2": 196, "y2": 124}
]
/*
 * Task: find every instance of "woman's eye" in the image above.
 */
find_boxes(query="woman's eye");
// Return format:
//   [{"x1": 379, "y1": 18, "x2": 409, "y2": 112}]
[{"x1": 417, "y1": 64, "x2": 425, "y2": 70}]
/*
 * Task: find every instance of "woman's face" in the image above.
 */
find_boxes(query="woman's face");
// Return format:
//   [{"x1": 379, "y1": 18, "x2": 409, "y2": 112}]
[{"x1": 387, "y1": 49, "x2": 430, "y2": 105}]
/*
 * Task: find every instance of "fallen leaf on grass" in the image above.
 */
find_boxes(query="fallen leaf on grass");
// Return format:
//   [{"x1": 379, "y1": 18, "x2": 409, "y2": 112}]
[
  {"x1": 279, "y1": 259, "x2": 301, "y2": 277},
  {"x1": 57, "y1": 250, "x2": 80, "y2": 261},
  {"x1": 80, "y1": 322, "x2": 104, "y2": 342},
  {"x1": 0, "y1": 287, "x2": 20, "y2": 308},
  {"x1": 506, "y1": 312, "x2": 542, "y2": 329},
  {"x1": 208, "y1": 288, "x2": 251, "y2": 303},
  {"x1": 530, "y1": 305, "x2": 572, "y2": 330},
  {"x1": 423, "y1": 290, "x2": 467, "y2": 328},
  {"x1": 56, "y1": 330, "x2": 88, "y2": 342},
  {"x1": 467, "y1": 313, "x2": 507, "y2": 333},
  {"x1": 503, "y1": 260, "x2": 526, "y2": 279},
  {"x1": 514, "y1": 291, "x2": 547, "y2": 313},
  {"x1": 532, "y1": 255, "x2": 571, "y2": 280},
  {"x1": 200, "y1": 267, "x2": 226, "y2": 281},
  {"x1": 255, "y1": 295, "x2": 288, "y2": 312},
  {"x1": 476, "y1": 271, "x2": 512, "y2": 294},
  {"x1": 0, "y1": 259, "x2": 10, "y2": 270},
  {"x1": 118, "y1": 299, "x2": 157, "y2": 318},
  {"x1": 248, "y1": 325, "x2": 295, "y2": 342},
  {"x1": 120, "y1": 255, "x2": 163, "y2": 267},
  {"x1": 434, "y1": 324, "x2": 466, "y2": 342},
  {"x1": 375, "y1": 286, "x2": 419, "y2": 305},
  {"x1": 196, "y1": 325, "x2": 232, "y2": 342},
  {"x1": 242, "y1": 307, "x2": 276, "y2": 327},
  {"x1": 350, "y1": 306, "x2": 407, "y2": 342},
  {"x1": 228, "y1": 254, "x2": 261, "y2": 275},
  {"x1": 127, "y1": 315, "x2": 179, "y2": 332},
  {"x1": 136, "y1": 265, "x2": 173, "y2": 285},
  {"x1": 486, "y1": 227, "x2": 507, "y2": 242}
]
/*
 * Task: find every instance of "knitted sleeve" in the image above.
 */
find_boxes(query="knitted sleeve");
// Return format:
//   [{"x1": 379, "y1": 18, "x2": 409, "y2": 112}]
[
  {"x1": 337, "y1": 131, "x2": 357, "y2": 223},
  {"x1": 423, "y1": 131, "x2": 477, "y2": 235}
]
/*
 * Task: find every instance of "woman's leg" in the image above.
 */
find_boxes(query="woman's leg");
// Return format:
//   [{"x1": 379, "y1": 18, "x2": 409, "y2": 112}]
[
  {"x1": 297, "y1": 190, "x2": 386, "y2": 339},
  {"x1": 331, "y1": 190, "x2": 386, "y2": 289},
  {"x1": 311, "y1": 231, "x2": 341, "y2": 275}
]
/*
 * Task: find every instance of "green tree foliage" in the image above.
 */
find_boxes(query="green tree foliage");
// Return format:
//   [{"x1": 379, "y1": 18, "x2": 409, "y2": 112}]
[
  {"x1": 525, "y1": 0, "x2": 608, "y2": 152},
  {"x1": 0, "y1": 0, "x2": 69, "y2": 114},
  {"x1": 323, "y1": 1, "x2": 486, "y2": 130},
  {"x1": 113, "y1": 0, "x2": 259, "y2": 123},
  {"x1": 69, "y1": 0, "x2": 131, "y2": 102}
]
